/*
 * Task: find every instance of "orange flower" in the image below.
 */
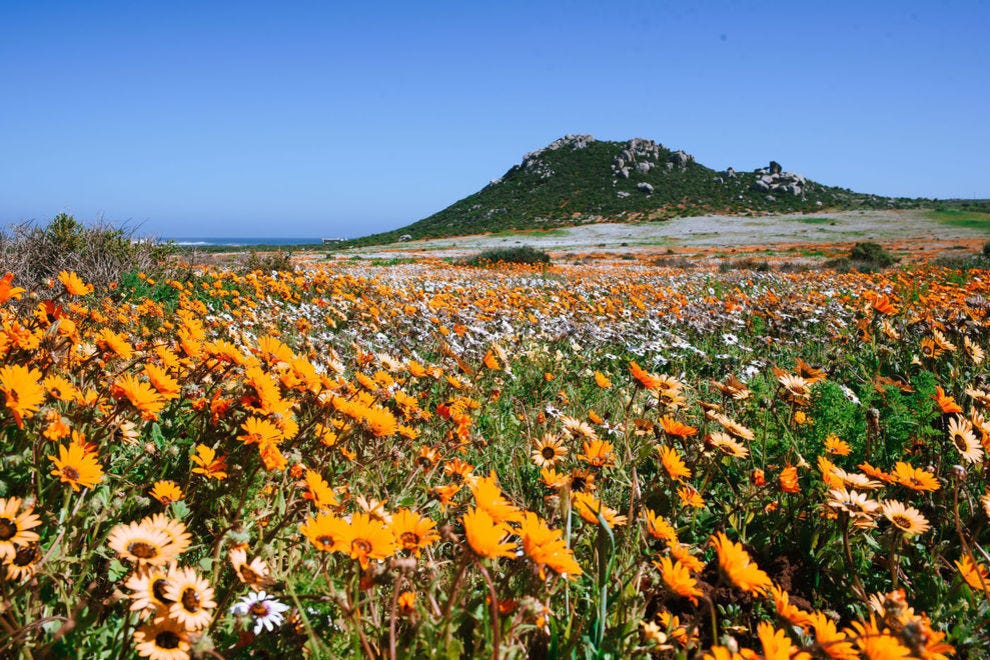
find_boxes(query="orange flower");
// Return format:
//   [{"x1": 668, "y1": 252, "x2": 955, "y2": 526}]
[
  {"x1": 462, "y1": 507, "x2": 516, "y2": 560},
  {"x1": 49, "y1": 441, "x2": 104, "y2": 491},
  {"x1": 577, "y1": 438, "x2": 615, "y2": 468},
  {"x1": 657, "y1": 445, "x2": 691, "y2": 481},
  {"x1": 779, "y1": 465, "x2": 800, "y2": 493},
  {"x1": 150, "y1": 480, "x2": 183, "y2": 505},
  {"x1": 824, "y1": 434, "x2": 852, "y2": 456},
  {"x1": 629, "y1": 361, "x2": 662, "y2": 390},
  {"x1": 0, "y1": 364, "x2": 45, "y2": 429},
  {"x1": 518, "y1": 512, "x2": 582, "y2": 580},
  {"x1": 190, "y1": 444, "x2": 228, "y2": 480},
  {"x1": 770, "y1": 585, "x2": 815, "y2": 632},
  {"x1": 391, "y1": 509, "x2": 440, "y2": 556},
  {"x1": 303, "y1": 469, "x2": 339, "y2": 510},
  {"x1": 0, "y1": 272, "x2": 26, "y2": 304},
  {"x1": 239, "y1": 416, "x2": 282, "y2": 446},
  {"x1": 870, "y1": 293, "x2": 898, "y2": 316},
  {"x1": 593, "y1": 371, "x2": 612, "y2": 389},
  {"x1": 470, "y1": 471, "x2": 523, "y2": 523},
  {"x1": 112, "y1": 374, "x2": 165, "y2": 420},
  {"x1": 710, "y1": 532, "x2": 772, "y2": 595},
  {"x1": 659, "y1": 415, "x2": 698, "y2": 438},
  {"x1": 757, "y1": 621, "x2": 810, "y2": 660},
  {"x1": 58, "y1": 270, "x2": 93, "y2": 296},
  {"x1": 677, "y1": 485, "x2": 704, "y2": 509},
  {"x1": 934, "y1": 386, "x2": 963, "y2": 414},
  {"x1": 654, "y1": 555, "x2": 702, "y2": 605},
  {"x1": 891, "y1": 461, "x2": 940, "y2": 492}
]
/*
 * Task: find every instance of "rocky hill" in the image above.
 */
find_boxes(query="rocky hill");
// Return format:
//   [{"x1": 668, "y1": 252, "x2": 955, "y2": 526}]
[{"x1": 348, "y1": 135, "x2": 924, "y2": 245}]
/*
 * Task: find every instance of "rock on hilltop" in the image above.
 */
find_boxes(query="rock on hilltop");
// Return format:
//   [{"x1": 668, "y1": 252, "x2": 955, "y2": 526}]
[{"x1": 349, "y1": 135, "x2": 920, "y2": 245}]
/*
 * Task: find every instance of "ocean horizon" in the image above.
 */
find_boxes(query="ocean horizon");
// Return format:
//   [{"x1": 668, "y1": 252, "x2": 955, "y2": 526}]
[{"x1": 162, "y1": 237, "x2": 326, "y2": 247}]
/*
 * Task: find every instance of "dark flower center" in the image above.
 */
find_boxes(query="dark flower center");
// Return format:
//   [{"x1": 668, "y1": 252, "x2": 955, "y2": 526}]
[
  {"x1": 13, "y1": 544, "x2": 39, "y2": 567},
  {"x1": 249, "y1": 601, "x2": 270, "y2": 617},
  {"x1": 351, "y1": 539, "x2": 372, "y2": 555},
  {"x1": 155, "y1": 631, "x2": 181, "y2": 650},
  {"x1": 127, "y1": 541, "x2": 159, "y2": 560},
  {"x1": 61, "y1": 466, "x2": 80, "y2": 481},
  {"x1": 541, "y1": 446, "x2": 557, "y2": 460},
  {"x1": 316, "y1": 535, "x2": 335, "y2": 548},
  {"x1": 181, "y1": 587, "x2": 201, "y2": 612},
  {"x1": 399, "y1": 532, "x2": 420, "y2": 548},
  {"x1": 891, "y1": 514, "x2": 911, "y2": 530},
  {"x1": 153, "y1": 578, "x2": 173, "y2": 603},
  {"x1": 571, "y1": 477, "x2": 587, "y2": 492},
  {"x1": 0, "y1": 518, "x2": 16, "y2": 540}
]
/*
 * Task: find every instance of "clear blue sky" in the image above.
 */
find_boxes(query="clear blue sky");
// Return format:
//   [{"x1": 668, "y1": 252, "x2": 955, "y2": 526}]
[{"x1": 2, "y1": 1, "x2": 988, "y2": 238}]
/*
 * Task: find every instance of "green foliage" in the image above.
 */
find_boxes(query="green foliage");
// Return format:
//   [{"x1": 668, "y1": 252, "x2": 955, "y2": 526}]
[{"x1": 463, "y1": 245, "x2": 552, "y2": 267}]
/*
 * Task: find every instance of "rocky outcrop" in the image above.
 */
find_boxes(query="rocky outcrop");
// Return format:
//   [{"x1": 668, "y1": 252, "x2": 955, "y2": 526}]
[
  {"x1": 637, "y1": 182, "x2": 654, "y2": 193},
  {"x1": 750, "y1": 162, "x2": 807, "y2": 196}
]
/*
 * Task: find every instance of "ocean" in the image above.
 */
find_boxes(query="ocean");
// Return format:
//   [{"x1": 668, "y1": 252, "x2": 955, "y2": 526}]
[{"x1": 163, "y1": 237, "x2": 324, "y2": 247}]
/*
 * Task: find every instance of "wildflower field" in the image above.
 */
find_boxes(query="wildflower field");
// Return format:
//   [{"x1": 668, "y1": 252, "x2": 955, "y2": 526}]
[{"x1": 1, "y1": 253, "x2": 989, "y2": 659}]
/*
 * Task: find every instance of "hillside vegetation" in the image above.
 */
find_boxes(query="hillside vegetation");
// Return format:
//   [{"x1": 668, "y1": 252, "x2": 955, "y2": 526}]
[{"x1": 347, "y1": 135, "x2": 932, "y2": 246}]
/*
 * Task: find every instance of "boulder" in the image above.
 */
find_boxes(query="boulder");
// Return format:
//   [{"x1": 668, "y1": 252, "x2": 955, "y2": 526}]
[
  {"x1": 769, "y1": 161, "x2": 782, "y2": 175},
  {"x1": 752, "y1": 180, "x2": 770, "y2": 193},
  {"x1": 637, "y1": 182, "x2": 654, "y2": 193},
  {"x1": 726, "y1": 167, "x2": 736, "y2": 178},
  {"x1": 619, "y1": 167, "x2": 630, "y2": 179},
  {"x1": 636, "y1": 162, "x2": 652, "y2": 174},
  {"x1": 669, "y1": 150, "x2": 692, "y2": 168}
]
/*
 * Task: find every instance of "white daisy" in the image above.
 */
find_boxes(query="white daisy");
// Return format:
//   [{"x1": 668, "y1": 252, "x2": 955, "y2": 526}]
[{"x1": 230, "y1": 590, "x2": 291, "y2": 634}]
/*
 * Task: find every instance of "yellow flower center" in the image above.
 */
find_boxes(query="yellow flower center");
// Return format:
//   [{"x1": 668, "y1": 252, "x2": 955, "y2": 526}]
[{"x1": 0, "y1": 518, "x2": 16, "y2": 541}]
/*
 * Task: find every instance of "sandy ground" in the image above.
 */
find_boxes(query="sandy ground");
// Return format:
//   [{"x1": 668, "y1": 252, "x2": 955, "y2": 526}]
[{"x1": 314, "y1": 209, "x2": 989, "y2": 263}]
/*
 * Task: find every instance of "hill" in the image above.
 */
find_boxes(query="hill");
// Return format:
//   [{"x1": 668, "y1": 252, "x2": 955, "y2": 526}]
[{"x1": 347, "y1": 134, "x2": 928, "y2": 246}]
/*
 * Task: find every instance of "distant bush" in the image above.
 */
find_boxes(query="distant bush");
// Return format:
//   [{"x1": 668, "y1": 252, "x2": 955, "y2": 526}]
[
  {"x1": 849, "y1": 241, "x2": 896, "y2": 267},
  {"x1": 463, "y1": 246, "x2": 552, "y2": 267},
  {"x1": 650, "y1": 256, "x2": 698, "y2": 269},
  {"x1": 718, "y1": 257, "x2": 771, "y2": 273},
  {"x1": 983, "y1": 240, "x2": 990, "y2": 257},
  {"x1": 824, "y1": 241, "x2": 897, "y2": 273},
  {"x1": 0, "y1": 214, "x2": 173, "y2": 294},
  {"x1": 241, "y1": 249, "x2": 295, "y2": 273}
]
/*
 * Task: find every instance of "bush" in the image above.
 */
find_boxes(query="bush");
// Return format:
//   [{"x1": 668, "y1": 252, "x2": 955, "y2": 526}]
[
  {"x1": 0, "y1": 214, "x2": 173, "y2": 295},
  {"x1": 718, "y1": 257, "x2": 771, "y2": 273},
  {"x1": 241, "y1": 249, "x2": 295, "y2": 273},
  {"x1": 463, "y1": 246, "x2": 552, "y2": 267},
  {"x1": 983, "y1": 240, "x2": 990, "y2": 257},
  {"x1": 849, "y1": 241, "x2": 896, "y2": 269}
]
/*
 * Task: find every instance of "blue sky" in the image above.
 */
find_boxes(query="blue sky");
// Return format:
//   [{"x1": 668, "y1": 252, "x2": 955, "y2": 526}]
[{"x1": 1, "y1": 1, "x2": 988, "y2": 238}]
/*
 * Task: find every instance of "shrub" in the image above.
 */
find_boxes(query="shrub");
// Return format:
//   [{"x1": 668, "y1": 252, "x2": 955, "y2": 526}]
[
  {"x1": 463, "y1": 245, "x2": 551, "y2": 267},
  {"x1": 0, "y1": 214, "x2": 173, "y2": 294},
  {"x1": 983, "y1": 240, "x2": 990, "y2": 257},
  {"x1": 241, "y1": 249, "x2": 295, "y2": 273},
  {"x1": 849, "y1": 241, "x2": 896, "y2": 269}
]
